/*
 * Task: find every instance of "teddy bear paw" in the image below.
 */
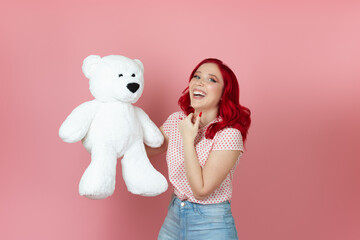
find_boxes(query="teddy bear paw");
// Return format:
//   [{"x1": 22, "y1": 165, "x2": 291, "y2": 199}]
[
  {"x1": 79, "y1": 169, "x2": 116, "y2": 199},
  {"x1": 125, "y1": 170, "x2": 168, "y2": 197}
]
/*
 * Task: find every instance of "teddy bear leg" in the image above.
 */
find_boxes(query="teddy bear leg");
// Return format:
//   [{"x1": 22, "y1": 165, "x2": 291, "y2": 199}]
[
  {"x1": 79, "y1": 146, "x2": 118, "y2": 199},
  {"x1": 121, "y1": 140, "x2": 168, "y2": 196}
]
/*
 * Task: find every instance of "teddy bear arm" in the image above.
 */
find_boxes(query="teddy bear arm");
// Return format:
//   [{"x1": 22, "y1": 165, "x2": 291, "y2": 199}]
[
  {"x1": 134, "y1": 107, "x2": 164, "y2": 148},
  {"x1": 59, "y1": 100, "x2": 99, "y2": 143}
]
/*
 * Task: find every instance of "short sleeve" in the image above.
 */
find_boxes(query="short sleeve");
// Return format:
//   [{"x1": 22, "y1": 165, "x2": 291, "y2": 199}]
[
  {"x1": 162, "y1": 111, "x2": 183, "y2": 137},
  {"x1": 212, "y1": 127, "x2": 244, "y2": 152}
]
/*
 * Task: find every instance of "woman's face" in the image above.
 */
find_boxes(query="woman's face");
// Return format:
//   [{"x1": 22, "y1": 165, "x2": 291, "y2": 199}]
[{"x1": 189, "y1": 63, "x2": 224, "y2": 112}]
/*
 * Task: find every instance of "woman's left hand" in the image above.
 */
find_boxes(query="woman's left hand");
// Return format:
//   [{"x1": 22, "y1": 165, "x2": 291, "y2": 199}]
[{"x1": 178, "y1": 113, "x2": 201, "y2": 143}]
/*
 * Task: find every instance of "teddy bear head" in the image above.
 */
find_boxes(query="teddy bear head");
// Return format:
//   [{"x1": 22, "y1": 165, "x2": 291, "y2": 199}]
[{"x1": 82, "y1": 55, "x2": 144, "y2": 103}]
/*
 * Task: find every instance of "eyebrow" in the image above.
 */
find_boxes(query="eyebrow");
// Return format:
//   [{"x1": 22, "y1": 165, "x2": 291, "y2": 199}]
[
  {"x1": 209, "y1": 74, "x2": 219, "y2": 80},
  {"x1": 195, "y1": 71, "x2": 219, "y2": 80}
]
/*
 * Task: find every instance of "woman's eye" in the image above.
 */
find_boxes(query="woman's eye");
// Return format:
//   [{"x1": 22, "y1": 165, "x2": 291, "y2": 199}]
[
  {"x1": 209, "y1": 78, "x2": 216, "y2": 83},
  {"x1": 193, "y1": 75, "x2": 200, "y2": 79}
]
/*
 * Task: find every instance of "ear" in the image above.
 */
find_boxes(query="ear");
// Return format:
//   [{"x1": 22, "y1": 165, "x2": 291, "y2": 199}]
[
  {"x1": 133, "y1": 59, "x2": 144, "y2": 73},
  {"x1": 82, "y1": 55, "x2": 101, "y2": 78}
]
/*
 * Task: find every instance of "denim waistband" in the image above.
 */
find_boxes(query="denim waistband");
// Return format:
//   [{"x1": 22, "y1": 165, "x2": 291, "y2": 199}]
[{"x1": 169, "y1": 194, "x2": 230, "y2": 210}]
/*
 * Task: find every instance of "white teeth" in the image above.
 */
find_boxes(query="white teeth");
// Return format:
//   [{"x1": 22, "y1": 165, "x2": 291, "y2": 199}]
[{"x1": 194, "y1": 91, "x2": 205, "y2": 97}]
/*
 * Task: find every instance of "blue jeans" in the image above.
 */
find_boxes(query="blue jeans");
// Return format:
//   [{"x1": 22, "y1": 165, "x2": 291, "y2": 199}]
[{"x1": 158, "y1": 195, "x2": 238, "y2": 240}]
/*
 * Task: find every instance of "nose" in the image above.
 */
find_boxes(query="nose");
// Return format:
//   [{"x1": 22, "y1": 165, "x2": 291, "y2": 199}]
[
  {"x1": 194, "y1": 77, "x2": 205, "y2": 86},
  {"x1": 127, "y1": 83, "x2": 140, "y2": 93}
]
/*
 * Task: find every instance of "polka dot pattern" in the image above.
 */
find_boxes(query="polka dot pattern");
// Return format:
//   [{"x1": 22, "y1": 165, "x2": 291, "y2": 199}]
[{"x1": 162, "y1": 111, "x2": 244, "y2": 204}]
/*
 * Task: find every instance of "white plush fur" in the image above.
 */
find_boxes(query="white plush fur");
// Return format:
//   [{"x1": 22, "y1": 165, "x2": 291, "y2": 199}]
[{"x1": 59, "y1": 55, "x2": 168, "y2": 199}]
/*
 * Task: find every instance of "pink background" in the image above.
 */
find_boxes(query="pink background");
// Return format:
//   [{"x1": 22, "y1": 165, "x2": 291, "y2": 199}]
[{"x1": 1, "y1": 0, "x2": 359, "y2": 239}]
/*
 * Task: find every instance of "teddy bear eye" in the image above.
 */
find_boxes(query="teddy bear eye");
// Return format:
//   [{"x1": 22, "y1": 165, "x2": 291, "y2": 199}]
[
  {"x1": 131, "y1": 73, "x2": 136, "y2": 77},
  {"x1": 118, "y1": 74, "x2": 123, "y2": 77}
]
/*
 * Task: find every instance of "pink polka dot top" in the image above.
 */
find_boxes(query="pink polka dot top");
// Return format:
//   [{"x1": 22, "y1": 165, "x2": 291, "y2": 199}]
[{"x1": 162, "y1": 111, "x2": 244, "y2": 204}]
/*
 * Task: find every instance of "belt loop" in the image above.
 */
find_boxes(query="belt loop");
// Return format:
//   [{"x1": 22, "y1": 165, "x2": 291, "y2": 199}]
[
  {"x1": 168, "y1": 194, "x2": 176, "y2": 209},
  {"x1": 192, "y1": 201, "x2": 198, "y2": 212}
]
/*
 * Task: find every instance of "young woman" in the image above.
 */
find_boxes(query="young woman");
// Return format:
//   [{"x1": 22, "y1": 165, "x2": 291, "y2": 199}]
[{"x1": 147, "y1": 58, "x2": 251, "y2": 240}]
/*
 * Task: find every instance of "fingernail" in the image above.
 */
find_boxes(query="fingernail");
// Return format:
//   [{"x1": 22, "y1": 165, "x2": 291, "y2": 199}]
[{"x1": 199, "y1": 112, "x2": 202, "y2": 117}]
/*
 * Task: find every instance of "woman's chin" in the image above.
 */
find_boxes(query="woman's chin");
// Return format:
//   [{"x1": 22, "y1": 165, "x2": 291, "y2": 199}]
[{"x1": 190, "y1": 103, "x2": 202, "y2": 110}]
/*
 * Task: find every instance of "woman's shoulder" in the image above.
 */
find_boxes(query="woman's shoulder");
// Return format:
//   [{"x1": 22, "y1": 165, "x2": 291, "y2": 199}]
[
  {"x1": 167, "y1": 111, "x2": 187, "y2": 120},
  {"x1": 162, "y1": 111, "x2": 187, "y2": 136},
  {"x1": 163, "y1": 111, "x2": 186, "y2": 127},
  {"x1": 212, "y1": 126, "x2": 244, "y2": 151},
  {"x1": 215, "y1": 126, "x2": 242, "y2": 137}
]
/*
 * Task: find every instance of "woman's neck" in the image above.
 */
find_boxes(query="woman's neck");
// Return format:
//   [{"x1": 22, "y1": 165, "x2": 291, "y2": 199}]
[{"x1": 194, "y1": 108, "x2": 219, "y2": 128}]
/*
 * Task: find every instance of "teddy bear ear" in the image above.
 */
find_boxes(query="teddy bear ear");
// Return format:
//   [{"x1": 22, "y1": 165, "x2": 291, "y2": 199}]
[
  {"x1": 82, "y1": 55, "x2": 101, "y2": 78},
  {"x1": 134, "y1": 59, "x2": 144, "y2": 73}
]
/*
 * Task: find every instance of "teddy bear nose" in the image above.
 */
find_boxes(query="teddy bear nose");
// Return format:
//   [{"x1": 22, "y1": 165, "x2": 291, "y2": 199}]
[{"x1": 127, "y1": 83, "x2": 140, "y2": 93}]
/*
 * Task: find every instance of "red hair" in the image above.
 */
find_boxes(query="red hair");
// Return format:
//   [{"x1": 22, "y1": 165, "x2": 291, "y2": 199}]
[{"x1": 178, "y1": 58, "x2": 251, "y2": 145}]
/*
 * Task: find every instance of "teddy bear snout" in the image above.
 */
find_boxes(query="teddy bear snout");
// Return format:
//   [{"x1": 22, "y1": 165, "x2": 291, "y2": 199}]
[{"x1": 127, "y1": 83, "x2": 140, "y2": 93}]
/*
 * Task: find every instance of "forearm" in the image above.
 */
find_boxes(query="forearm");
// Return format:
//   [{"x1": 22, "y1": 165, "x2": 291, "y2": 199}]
[
  {"x1": 144, "y1": 125, "x2": 168, "y2": 158},
  {"x1": 183, "y1": 139, "x2": 206, "y2": 200},
  {"x1": 145, "y1": 142, "x2": 167, "y2": 158}
]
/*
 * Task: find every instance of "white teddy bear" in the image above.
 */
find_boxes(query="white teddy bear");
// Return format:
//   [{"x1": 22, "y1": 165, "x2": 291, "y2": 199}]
[{"x1": 59, "y1": 55, "x2": 168, "y2": 199}]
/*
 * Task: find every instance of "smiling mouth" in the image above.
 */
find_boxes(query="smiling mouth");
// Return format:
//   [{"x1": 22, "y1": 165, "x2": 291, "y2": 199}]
[{"x1": 193, "y1": 90, "x2": 206, "y2": 98}]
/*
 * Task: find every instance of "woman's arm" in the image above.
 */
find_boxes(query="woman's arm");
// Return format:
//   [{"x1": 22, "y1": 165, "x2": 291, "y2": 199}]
[
  {"x1": 183, "y1": 140, "x2": 241, "y2": 200},
  {"x1": 179, "y1": 113, "x2": 241, "y2": 200},
  {"x1": 145, "y1": 126, "x2": 169, "y2": 158}
]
